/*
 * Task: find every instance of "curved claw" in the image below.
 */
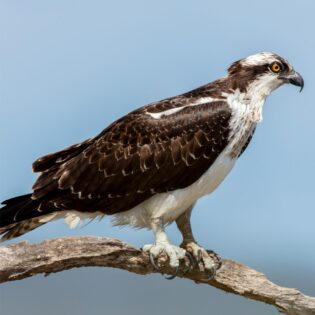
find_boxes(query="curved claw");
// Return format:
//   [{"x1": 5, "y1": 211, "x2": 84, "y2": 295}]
[
  {"x1": 205, "y1": 266, "x2": 216, "y2": 280},
  {"x1": 197, "y1": 249, "x2": 202, "y2": 264},
  {"x1": 164, "y1": 265, "x2": 179, "y2": 280},
  {"x1": 207, "y1": 250, "x2": 223, "y2": 268},
  {"x1": 150, "y1": 252, "x2": 158, "y2": 270},
  {"x1": 215, "y1": 253, "x2": 223, "y2": 268},
  {"x1": 196, "y1": 249, "x2": 215, "y2": 277},
  {"x1": 182, "y1": 252, "x2": 195, "y2": 274},
  {"x1": 185, "y1": 251, "x2": 195, "y2": 266},
  {"x1": 165, "y1": 252, "x2": 195, "y2": 277}
]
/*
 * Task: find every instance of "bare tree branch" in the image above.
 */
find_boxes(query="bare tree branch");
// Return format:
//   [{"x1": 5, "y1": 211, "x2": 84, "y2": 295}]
[{"x1": 0, "y1": 236, "x2": 314, "y2": 315}]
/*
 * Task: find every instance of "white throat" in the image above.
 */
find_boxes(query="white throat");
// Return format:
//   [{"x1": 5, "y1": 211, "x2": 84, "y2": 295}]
[
  {"x1": 225, "y1": 74, "x2": 282, "y2": 123},
  {"x1": 222, "y1": 75, "x2": 281, "y2": 158}
]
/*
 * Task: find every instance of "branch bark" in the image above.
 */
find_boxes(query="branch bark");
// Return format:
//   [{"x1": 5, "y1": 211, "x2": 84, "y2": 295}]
[{"x1": 0, "y1": 236, "x2": 314, "y2": 315}]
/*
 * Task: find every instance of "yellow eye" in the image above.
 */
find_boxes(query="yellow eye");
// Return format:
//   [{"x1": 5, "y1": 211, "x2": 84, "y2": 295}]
[{"x1": 270, "y1": 62, "x2": 282, "y2": 73}]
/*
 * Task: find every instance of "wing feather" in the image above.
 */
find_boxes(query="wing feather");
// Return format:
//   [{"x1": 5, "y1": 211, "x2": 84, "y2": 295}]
[{"x1": 31, "y1": 99, "x2": 232, "y2": 214}]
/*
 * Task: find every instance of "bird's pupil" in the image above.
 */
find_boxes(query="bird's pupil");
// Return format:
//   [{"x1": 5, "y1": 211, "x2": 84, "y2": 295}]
[{"x1": 271, "y1": 63, "x2": 281, "y2": 72}]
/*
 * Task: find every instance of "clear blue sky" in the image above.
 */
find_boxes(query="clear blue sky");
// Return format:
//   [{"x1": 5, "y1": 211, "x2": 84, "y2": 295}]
[{"x1": 1, "y1": 1, "x2": 314, "y2": 314}]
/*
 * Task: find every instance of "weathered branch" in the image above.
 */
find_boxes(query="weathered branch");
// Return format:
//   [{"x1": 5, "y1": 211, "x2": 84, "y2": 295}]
[{"x1": 0, "y1": 236, "x2": 314, "y2": 315}]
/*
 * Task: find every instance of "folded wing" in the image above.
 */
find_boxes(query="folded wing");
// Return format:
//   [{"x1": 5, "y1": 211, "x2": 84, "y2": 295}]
[{"x1": 32, "y1": 100, "x2": 232, "y2": 215}]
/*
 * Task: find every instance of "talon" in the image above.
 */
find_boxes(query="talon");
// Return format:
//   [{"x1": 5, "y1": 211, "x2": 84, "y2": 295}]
[
  {"x1": 207, "y1": 250, "x2": 222, "y2": 269},
  {"x1": 143, "y1": 242, "x2": 186, "y2": 275},
  {"x1": 165, "y1": 274, "x2": 177, "y2": 280},
  {"x1": 216, "y1": 254, "x2": 223, "y2": 268},
  {"x1": 182, "y1": 242, "x2": 220, "y2": 278},
  {"x1": 197, "y1": 249, "x2": 202, "y2": 264},
  {"x1": 182, "y1": 252, "x2": 194, "y2": 274},
  {"x1": 205, "y1": 266, "x2": 216, "y2": 280},
  {"x1": 185, "y1": 251, "x2": 194, "y2": 266},
  {"x1": 164, "y1": 266, "x2": 179, "y2": 280},
  {"x1": 150, "y1": 252, "x2": 158, "y2": 270}
]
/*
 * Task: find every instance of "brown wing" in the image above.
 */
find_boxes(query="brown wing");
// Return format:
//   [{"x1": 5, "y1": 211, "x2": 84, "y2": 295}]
[{"x1": 31, "y1": 100, "x2": 232, "y2": 215}]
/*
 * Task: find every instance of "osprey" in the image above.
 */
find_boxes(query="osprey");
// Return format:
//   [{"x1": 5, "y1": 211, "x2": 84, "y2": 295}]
[{"x1": 0, "y1": 52, "x2": 303, "y2": 276}]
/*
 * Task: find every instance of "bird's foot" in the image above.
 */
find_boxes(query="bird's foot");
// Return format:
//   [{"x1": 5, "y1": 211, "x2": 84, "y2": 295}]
[
  {"x1": 181, "y1": 242, "x2": 222, "y2": 279},
  {"x1": 143, "y1": 242, "x2": 192, "y2": 279},
  {"x1": 143, "y1": 242, "x2": 186, "y2": 269}
]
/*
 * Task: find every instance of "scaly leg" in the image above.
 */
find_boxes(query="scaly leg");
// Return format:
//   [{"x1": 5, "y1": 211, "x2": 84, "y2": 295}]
[
  {"x1": 142, "y1": 217, "x2": 186, "y2": 269},
  {"x1": 176, "y1": 204, "x2": 220, "y2": 278}
]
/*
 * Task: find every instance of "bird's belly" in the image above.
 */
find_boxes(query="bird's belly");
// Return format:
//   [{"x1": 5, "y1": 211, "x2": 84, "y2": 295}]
[{"x1": 112, "y1": 150, "x2": 236, "y2": 229}]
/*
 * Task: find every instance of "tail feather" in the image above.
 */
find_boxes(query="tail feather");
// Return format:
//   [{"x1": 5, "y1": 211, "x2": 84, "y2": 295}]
[
  {"x1": 0, "y1": 219, "x2": 47, "y2": 241},
  {"x1": 0, "y1": 194, "x2": 51, "y2": 241}
]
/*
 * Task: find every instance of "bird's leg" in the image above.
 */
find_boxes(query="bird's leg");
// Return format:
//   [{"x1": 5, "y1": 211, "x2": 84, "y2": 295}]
[
  {"x1": 176, "y1": 205, "x2": 221, "y2": 278},
  {"x1": 142, "y1": 217, "x2": 186, "y2": 271}
]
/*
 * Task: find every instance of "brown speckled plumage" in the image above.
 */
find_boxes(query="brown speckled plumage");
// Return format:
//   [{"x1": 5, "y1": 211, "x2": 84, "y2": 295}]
[
  {"x1": 32, "y1": 101, "x2": 232, "y2": 215},
  {"x1": 1, "y1": 52, "x2": 302, "y2": 241}
]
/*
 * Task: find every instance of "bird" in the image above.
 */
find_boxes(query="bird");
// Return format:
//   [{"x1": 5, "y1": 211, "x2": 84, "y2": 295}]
[{"x1": 0, "y1": 52, "x2": 303, "y2": 277}]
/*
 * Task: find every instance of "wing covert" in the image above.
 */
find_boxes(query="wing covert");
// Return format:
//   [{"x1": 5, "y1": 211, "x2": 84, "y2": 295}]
[{"x1": 32, "y1": 100, "x2": 232, "y2": 214}]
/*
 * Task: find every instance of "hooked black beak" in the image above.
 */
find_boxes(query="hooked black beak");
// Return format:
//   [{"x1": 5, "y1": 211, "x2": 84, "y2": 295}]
[{"x1": 280, "y1": 71, "x2": 304, "y2": 92}]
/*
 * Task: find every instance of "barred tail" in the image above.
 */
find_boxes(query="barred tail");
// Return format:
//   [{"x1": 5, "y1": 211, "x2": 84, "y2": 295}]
[{"x1": 0, "y1": 194, "x2": 47, "y2": 241}]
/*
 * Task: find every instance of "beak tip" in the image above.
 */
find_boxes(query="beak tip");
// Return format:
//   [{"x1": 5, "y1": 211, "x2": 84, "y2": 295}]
[
  {"x1": 286, "y1": 71, "x2": 304, "y2": 92},
  {"x1": 299, "y1": 74, "x2": 304, "y2": 92},
  {"x1": 299, "y1": 80, "x2": 304, "y2": 93}
]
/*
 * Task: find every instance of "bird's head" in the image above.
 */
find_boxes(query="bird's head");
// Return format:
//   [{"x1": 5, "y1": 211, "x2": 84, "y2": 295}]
[{"x1": 226, "y1": 52, "x2": 304, "y2": 96}]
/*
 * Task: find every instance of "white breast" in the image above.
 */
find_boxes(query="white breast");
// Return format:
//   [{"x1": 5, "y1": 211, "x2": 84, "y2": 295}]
[
  {"x1": 50, "y1": 150, "x2": 235, "y2": 231},
  {"x1": 61, "y1": 89, "x2": 265, "y2": 230},
  {"x1": 112, "y1": 149, "x2": 236, "y2": 228},
  {"x1": 112, "y1": 90, "x2": 264, "y2": 229}
]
